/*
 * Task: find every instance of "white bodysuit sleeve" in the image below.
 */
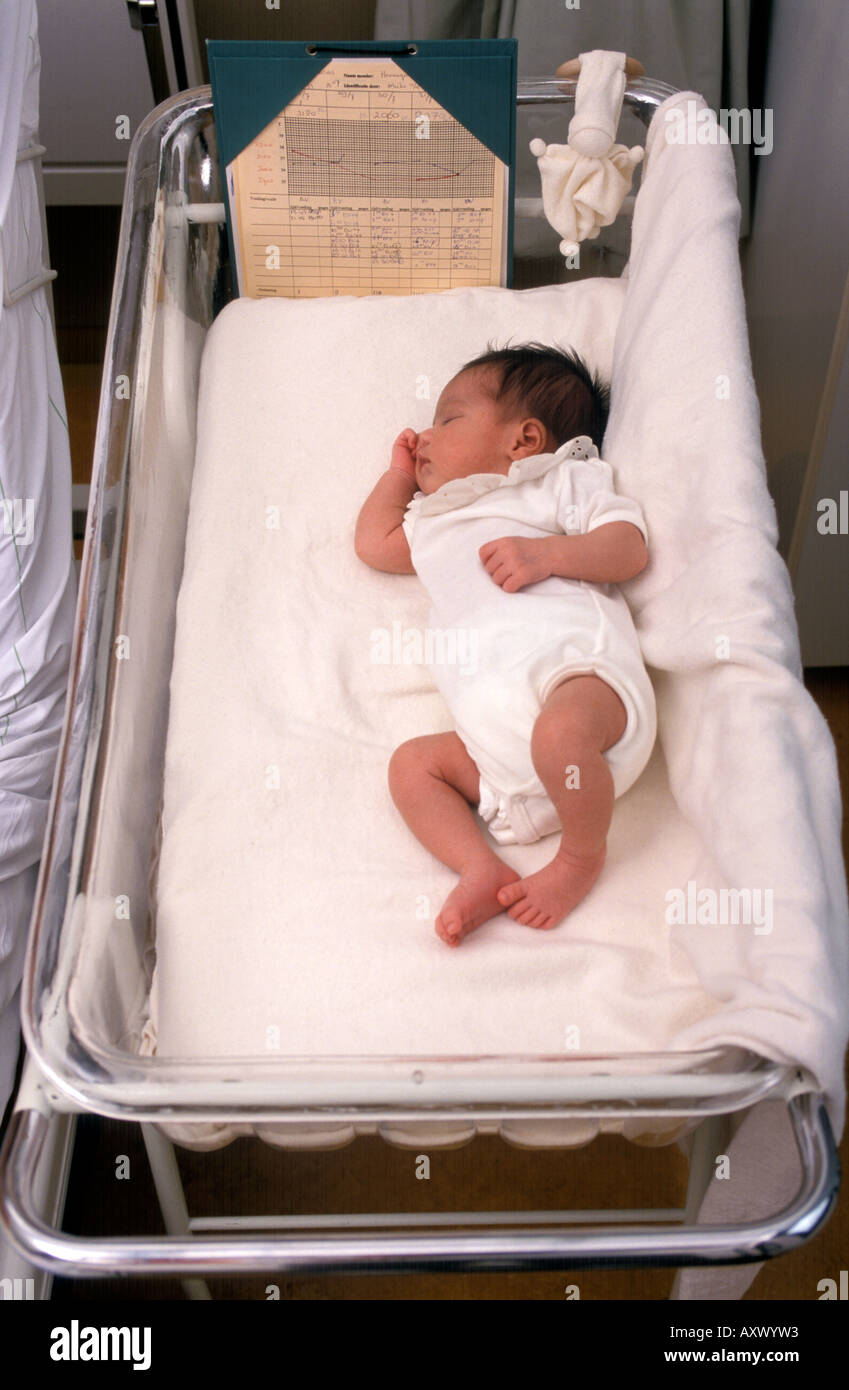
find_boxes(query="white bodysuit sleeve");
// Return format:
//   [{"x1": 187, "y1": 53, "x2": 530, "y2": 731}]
[
  {"x1": 556, "y1": 456, "x2": 648, "y2": 540},
  {"x1": 401, "y1": 497, "x2": 420, "y2": 550}
]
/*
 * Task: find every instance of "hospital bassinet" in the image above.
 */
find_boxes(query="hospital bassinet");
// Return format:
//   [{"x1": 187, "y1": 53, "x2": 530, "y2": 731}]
[{"x1": 0, "y1": 61, "x2": 841, "y2": 1286}]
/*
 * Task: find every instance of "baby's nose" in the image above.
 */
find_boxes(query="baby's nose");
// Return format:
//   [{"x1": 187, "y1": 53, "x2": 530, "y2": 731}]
[{"x1": 417, "y1": 429, "x2": 432, "y2": 453}]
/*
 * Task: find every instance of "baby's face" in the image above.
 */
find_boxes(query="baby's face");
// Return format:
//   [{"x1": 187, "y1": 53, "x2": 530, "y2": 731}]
[{"x1": 413, "y1": 370, "x2": 546, "y2": 495}]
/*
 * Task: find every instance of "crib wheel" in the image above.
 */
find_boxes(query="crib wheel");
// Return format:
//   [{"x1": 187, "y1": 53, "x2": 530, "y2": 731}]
[{"x1": 555, "y1": 56, "x2": 645, "y2": 79}]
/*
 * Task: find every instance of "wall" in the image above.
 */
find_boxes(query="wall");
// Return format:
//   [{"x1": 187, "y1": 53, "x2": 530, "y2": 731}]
[
  {"x1": 37, "y1": 0, "x2": 153, "y2": 204},
  {"x1": 741, "y1": 0, "x2": 849, "y2": 662}
]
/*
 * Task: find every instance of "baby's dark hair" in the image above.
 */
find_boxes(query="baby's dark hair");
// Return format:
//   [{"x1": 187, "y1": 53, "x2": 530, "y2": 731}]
[{"x1": 458, "y1": 341, "x2": 610, "y2": 450}]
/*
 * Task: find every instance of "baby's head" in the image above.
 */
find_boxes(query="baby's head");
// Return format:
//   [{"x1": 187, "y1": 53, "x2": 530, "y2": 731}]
[{"x1": 413, "y1": 343, "x2": 610, "y2": 495}]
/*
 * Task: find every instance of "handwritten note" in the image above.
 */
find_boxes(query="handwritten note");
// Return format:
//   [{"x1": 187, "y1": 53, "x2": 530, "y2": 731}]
[{"x1": 225, "y1": 57, "x2": 508, "y2": 298}]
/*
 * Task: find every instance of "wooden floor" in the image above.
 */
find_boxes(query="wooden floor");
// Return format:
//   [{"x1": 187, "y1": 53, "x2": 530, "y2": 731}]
[{"x1": 46, "y1": 210, "x2": 849, "y2": 1300}]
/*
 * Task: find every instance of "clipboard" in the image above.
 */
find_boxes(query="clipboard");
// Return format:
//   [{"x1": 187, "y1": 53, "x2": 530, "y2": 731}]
[{"x1": 207, "y1": 39, "x2": 517, "y2": 299}]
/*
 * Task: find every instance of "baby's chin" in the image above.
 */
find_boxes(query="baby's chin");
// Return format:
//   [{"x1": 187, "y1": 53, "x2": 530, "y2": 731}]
[
  {"x1": 415, "y1": 462, "x2": 440, "y2": 495},
  {"x1": 417, "y1": 461, "x2": 495, "y2": 494}
]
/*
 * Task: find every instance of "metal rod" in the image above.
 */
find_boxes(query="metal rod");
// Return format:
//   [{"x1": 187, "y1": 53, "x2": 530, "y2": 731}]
[
  {"x1": 0, "y1": 1094, "x2": 837, "y2": 1277},
  {"x1": 140, "y1": 1123, "x2": 211, "y2": 1299},
  {"x1": 188, "y1": 1209, "x2": 686, "y2": 1232}
]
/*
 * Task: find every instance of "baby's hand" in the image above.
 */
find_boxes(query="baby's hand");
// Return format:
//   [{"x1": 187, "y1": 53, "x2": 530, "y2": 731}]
[
  {"x1": 479, "y1": 536, "x2": 554, "y2": 592},
  {"x1": 390, "y1": 428, "x2": 419, "y2": 480}
]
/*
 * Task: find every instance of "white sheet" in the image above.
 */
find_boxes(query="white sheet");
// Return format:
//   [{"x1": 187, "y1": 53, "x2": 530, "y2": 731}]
[
  {"x1": 146, "y1": 96, "x2": 847, "y2": 1150},
  {"x1": 146, "y1": 274, "x2": 725, "y2": 1148},
  {"x1": 605, "y1": 93, "x2": 849, "y2": 1138}
]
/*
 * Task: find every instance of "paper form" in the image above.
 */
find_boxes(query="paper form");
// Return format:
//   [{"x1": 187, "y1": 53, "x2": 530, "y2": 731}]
[{"x1": 225, "y1": 57, "x2": 509, "y2": 298}]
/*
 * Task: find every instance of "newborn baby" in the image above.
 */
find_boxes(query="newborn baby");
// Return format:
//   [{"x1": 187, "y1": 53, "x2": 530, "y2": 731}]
[{"x1": 355, "y1": 343, "x2": 656, "y2": 947}]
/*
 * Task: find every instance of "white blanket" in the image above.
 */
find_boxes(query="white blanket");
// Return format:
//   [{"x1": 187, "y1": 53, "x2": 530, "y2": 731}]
[
  {"x1": 606, "y1": 93, "x2": 849, "y2": 1137},
  {"x1": 147, "y1": 95, "x2": 847, "y2": 1144}
]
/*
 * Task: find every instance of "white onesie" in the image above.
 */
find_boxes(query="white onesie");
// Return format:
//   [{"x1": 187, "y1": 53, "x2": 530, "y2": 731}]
[{"x1": 402, "y1": 436, "x2": 657, "y2": 846}]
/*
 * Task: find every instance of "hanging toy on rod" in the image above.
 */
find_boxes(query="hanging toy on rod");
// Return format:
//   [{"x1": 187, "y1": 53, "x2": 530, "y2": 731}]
[{"x1": 530, "y1": 52, "x2": 646, "y2": 259}]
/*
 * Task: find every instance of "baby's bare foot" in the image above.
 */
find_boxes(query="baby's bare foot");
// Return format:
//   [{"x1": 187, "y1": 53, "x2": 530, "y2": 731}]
[
  {"x1": 496, "y1": 845, "x2": 606, "y2": 930},
  {"x1": 435, "y1": 858, "x2": 520, "y2": 948}
]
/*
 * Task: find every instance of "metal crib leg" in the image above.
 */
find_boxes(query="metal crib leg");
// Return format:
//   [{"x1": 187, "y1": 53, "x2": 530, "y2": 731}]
[
  {"x1": 669, "y1": 1112, "x2": 729, "y2": 1301},
  {"x1": 682, "y1": 1113, "x2": 730, "y2": 1220},
  {"x1": 140, "y1": 1124, "x2": 211, "y2": 1300}
]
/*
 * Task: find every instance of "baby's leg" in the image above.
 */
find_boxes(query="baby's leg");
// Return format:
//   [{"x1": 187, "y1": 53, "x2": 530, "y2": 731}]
[
  {"x1": 388, "y1": 732, "x2": 519, "y2": 947},
  {"x1": 497, "y1": 674, "x2": 627, "y2": 929}
]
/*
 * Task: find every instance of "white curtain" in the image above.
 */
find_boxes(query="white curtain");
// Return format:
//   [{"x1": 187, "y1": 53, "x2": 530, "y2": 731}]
[
  {"x1": 0, "y1": 0, "x2": 75, "y2": 1126},
  {"x1": 375, "y1": 0, "x2": 754, "y2": 237}
]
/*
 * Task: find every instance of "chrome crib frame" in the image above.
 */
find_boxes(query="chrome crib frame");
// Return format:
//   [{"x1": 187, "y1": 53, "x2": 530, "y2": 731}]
[{"x1": 0, "y1": 73, "x2": 840, "y2": 1286}]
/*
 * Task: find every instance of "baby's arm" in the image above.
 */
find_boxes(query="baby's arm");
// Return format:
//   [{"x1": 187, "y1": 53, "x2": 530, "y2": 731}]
[
  {"x1": 480, "y1": 524, "x2": 647, "y2": 592},
  {"x1": 547, "y1": 523, "x2": 647, "y2": 582},
  {"x1": 354, "y1": 430, "x2": 418, "y2": 574}
]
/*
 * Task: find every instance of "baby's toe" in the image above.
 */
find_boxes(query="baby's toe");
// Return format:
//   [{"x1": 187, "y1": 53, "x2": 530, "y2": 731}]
[
  {"x1": 435, "y1": 914, "x2": 459, "y2": 946},
  {"x1": 497, "y1": 880, "x2": 525, "y2": 908}
]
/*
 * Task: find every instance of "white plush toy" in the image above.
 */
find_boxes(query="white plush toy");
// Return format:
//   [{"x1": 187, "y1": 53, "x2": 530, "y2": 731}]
[{"x1": 529, "y1": 50, "x2": 644, "y2": 258}]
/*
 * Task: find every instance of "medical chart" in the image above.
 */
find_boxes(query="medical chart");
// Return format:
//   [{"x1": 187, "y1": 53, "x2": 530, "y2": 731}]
[{"x1": 224, "y1": 57, "x2": 509, "y2": 298}]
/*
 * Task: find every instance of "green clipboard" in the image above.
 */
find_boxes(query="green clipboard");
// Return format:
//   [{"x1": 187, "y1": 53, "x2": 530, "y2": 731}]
[{"x1": 207, "y1": 38, "x2": 517, "y2": 298}]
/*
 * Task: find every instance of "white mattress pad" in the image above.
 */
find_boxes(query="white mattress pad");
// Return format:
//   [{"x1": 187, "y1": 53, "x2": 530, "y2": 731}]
[{"x1": 147, "y1": 282, "x2": 717, "y2": 1086}]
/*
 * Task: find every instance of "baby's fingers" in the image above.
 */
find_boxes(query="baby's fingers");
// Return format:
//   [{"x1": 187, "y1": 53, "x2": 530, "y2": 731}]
[
  {"x1": 486, "y1": 561, "x2": 513, "y2": 588},
  {"x1": 479, "y1": 539, "x2": 506, "y2": 566},
  {"x1": 501, "y1": 572, "x2": 526, "y2": 593}
]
